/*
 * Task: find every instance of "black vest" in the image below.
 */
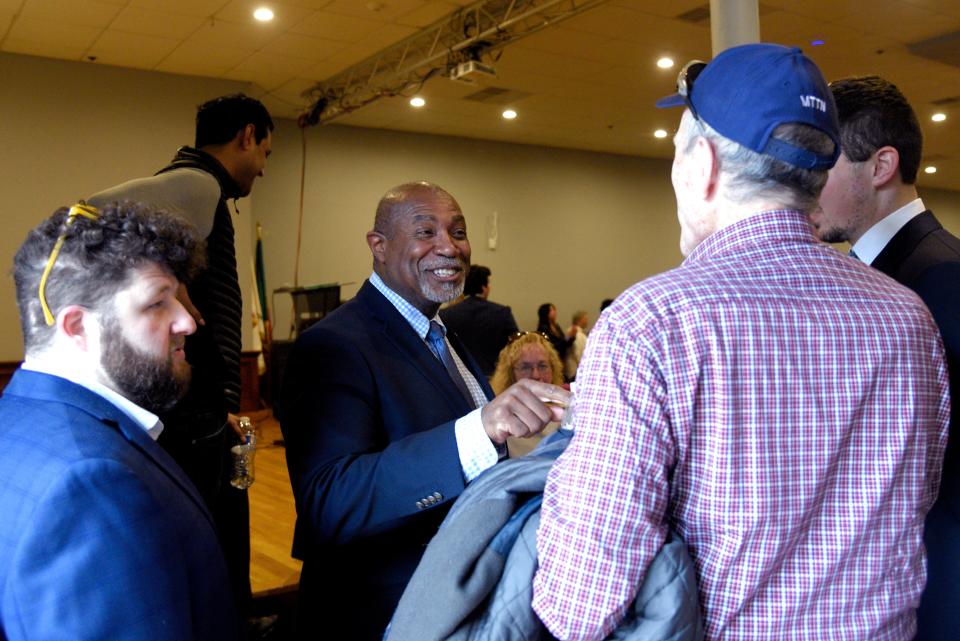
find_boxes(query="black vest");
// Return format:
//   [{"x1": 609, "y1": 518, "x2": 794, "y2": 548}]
[{"x1": 157, "y1": 147, "x2": 243, "y2": 413}]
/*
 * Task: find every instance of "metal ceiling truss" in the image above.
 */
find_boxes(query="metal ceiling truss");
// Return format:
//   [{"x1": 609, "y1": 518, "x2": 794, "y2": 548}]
[{"x1": 298, "y1": 0, "x2": 611, "y2": 127}]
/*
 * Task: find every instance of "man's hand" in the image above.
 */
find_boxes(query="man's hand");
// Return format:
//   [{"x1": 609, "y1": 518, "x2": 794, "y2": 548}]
[
  {"x1": 226, "y1": 413, "x2": 244, "y2": 438},
  {"x1": 480, "y1": 379, "x2": 572, "y2": 444},
  {"x1": 177, "y1": 283, "x2": 205, "y2": 326}
]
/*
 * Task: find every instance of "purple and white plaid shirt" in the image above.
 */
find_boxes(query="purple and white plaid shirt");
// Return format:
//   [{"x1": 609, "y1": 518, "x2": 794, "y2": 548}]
[{"x1": 533, "y1": 211, "x2": 949, "y2": 641}]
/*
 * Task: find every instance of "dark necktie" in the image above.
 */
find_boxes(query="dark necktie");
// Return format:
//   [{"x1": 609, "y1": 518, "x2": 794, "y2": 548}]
[
  {"x1": 426, "y1": 321, "x2": 473, "y2": 406},
  {"x1": 849, "y1": 248, "x2": 860, "y2": 261}
]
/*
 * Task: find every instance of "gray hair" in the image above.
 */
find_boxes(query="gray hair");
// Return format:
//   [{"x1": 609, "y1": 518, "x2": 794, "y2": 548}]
[{"x1": 678, "y1": 117, "x2": 835, "y2": 213}]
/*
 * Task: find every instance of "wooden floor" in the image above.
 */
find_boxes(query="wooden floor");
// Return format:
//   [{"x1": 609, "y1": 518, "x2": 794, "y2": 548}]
[{"x1": 246, "y1": 410, "x2": 302, "y2": 595}]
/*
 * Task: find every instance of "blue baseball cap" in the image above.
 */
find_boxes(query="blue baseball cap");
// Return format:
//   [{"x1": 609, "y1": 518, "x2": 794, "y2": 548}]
[{"x1": 657, "y1": 43, "x2": 840, "y2": 170}]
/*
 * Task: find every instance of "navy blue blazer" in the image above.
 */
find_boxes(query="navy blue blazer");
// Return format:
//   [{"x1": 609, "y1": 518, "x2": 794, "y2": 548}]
[
  {"x1": 440, "y1": 295, "x2": 518, "y2": 377},
  {"x1": 280, "y1": 280, "x2": 494, "y2": 640},
  {"x1": 871, "y1": 210, "x2": 960, "y2": 640},
  {"x1": 0, "y1": 370, "x2": 239, "y2": 641}
]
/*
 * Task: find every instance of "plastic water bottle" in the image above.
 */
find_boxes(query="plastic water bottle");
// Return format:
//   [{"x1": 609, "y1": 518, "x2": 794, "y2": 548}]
[{"x1": 230, "y1": 416, "x2": 257, "y2": 490}]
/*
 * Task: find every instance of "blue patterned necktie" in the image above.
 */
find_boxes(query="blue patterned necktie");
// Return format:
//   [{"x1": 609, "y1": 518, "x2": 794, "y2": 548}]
[{"x1": 426, "y1": 321, "x2": 473, "y2": 405}]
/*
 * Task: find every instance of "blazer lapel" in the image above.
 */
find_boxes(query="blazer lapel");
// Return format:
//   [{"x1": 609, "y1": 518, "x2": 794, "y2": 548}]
[
  {"x1": 4, "y1": 370, "x2": 214, "y2": 525},
  {"x1": 872, "y1": 210, "x2": 940, "y2": 278},
  {"x1": 357, "y1": 282, "x2": 478, "y2": 414}
]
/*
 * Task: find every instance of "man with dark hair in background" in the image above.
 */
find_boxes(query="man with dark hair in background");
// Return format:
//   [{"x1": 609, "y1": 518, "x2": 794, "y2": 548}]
[
  {"x1": 534, "y1": 45, "x2": 948, "y2": 640},
  {"x1": 0, "y1": 201, "x2": 239, "y2": 641},
  {"x1": 811, "y1": 75, "x2": 960, "y2": 640},
  {"x1": 89, "y1": 93, "x2": 274, "y2": 619},
  {"x1": 440, "y1": 264, "x2": 518, "y2": 377}
]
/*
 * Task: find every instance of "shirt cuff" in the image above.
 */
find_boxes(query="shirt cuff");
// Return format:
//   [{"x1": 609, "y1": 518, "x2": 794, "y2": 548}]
[{"x1": 454, "y1": 408, "x2": 500, "y2": 482}]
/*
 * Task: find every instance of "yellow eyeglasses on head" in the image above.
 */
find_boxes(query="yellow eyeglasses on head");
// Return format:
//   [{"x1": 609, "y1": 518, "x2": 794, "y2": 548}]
[{"x1": 39, "y1": 203, "x2": 100, "y2": 326}]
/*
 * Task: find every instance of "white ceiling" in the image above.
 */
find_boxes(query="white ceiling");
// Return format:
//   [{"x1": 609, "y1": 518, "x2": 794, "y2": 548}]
[{"x1": 3, "y1": 0, "x2": 960, "y2": 190}]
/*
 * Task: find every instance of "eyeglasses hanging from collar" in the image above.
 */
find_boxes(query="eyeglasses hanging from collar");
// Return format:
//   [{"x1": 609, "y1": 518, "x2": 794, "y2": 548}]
[{"x1": 38, "y1": 202, "x2": 100, "y2": 326}]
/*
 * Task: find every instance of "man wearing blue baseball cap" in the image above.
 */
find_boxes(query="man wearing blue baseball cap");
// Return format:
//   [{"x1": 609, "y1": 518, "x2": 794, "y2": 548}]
[{"x1": 533, "y1": 44, "x2": 949, "y2": 640}]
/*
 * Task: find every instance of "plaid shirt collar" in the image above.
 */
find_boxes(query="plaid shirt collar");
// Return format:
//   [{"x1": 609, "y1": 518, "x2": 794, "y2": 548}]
[
  {"x1": 686, "y1": 209, "x2": 815, "y2": 263},
  {"x1": 369, "y1": 272, "x2": 447, "y2": 339}
]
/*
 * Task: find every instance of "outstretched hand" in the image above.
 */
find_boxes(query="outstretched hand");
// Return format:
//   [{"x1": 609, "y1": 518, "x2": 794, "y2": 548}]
[{"x1": 480, "y1": 379, "x2": 572, "y2": 444}]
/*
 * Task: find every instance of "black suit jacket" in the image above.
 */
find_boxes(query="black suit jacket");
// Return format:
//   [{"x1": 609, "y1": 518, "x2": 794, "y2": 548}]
[
  {"x1": 280, "y1": 280, "x2": 494, "y2": 641},
  {"x1": 871, "y1": 210, "x2": 960, "y2": 639},
  {"x1": 440, "y1": 295, "x2": 519, "y2": 377}
]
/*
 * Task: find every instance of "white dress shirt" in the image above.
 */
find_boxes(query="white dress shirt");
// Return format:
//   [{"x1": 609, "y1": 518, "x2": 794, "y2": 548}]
[{"x1": 851, "y1": 198, "x2": 926, "y2": 265}]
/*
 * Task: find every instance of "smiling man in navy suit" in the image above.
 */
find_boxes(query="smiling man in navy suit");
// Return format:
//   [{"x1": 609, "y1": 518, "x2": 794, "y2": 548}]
[
  {"x1": 281, "y1": 181, "x2": 571, "y2": 640},
  {"x1": 0, "y1": 202, "x2": 239, "y2": 641},
  {"x1": 811, "y1": 75, "x2": 960, "y2": 640}
]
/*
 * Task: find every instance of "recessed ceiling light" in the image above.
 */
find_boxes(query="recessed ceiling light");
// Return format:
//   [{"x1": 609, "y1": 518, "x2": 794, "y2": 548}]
[
  {"x1": 932, "y1": 113, "x2": 947, "y2": 122},
  {"x1": 654, "y1": 129, "x2": 668, "y2": 138},
  {"x1": 502, "y1": 109, "x2": 517, "y2": 120},
  {"x1": 925, "y1": 166, "x2": 937, "y2": 174},
  {"x1": 657, "y1": 57, "x2": 674, "y2": 69},
  {"x1": 253, "y1": 7, "x2": 274, "y2": 22},
  {"x1": 811, "y1": 39, "x2": 825, "y2": 46},
  {"x1": 409, "y1": 97, "x2": 425, "y2": 108}
]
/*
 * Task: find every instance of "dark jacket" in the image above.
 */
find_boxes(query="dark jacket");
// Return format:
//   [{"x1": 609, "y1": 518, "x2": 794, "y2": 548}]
[
  {"x1": 280, "y1": 280, "x2": 495, "y2": 641},
  {"x1": 440, "y1": 296, "x2": 519, "y2": 377},
  {"x1": 872, "y1": 210, "x2": 960, "y2": 640}
]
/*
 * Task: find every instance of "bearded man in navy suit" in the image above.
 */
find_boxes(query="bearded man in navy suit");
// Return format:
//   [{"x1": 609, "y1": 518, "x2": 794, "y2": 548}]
[
  {"x1": 281, "y1": 181, "x2": 570, "y2": 640},
  {"x1": 811, "y1": 75, "x2": 960, "y2": 640},
  {"x1": 0, "y1": 201, "x2": 239, "y2": 640}
]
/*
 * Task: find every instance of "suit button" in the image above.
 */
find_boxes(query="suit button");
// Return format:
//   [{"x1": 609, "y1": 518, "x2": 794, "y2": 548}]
[
  {"x1": 416, "y1": 500, "x2": 424, "y2": 509},
  {"x1": 432, "y1": 492, "x2": 442, "y2": 501},
  {"x1": 425, "y1": 496, "x2": 435, "y2": 506}
]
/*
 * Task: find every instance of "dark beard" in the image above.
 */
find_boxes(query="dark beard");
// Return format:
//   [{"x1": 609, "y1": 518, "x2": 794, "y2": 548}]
[{"x1": 100, "y1": 319, "x2": 191, "y2": 413}]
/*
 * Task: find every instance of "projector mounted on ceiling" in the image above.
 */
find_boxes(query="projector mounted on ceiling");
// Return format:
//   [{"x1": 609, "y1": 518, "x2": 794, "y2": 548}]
[{"x1": 449, "y1": 60, "x2": 497, "y2": 83}]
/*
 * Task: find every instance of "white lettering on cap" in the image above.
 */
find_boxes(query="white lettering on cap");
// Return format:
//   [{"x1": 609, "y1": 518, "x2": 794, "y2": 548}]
[{"x1": 800, "y1": 95, "x2": 827, "y2": 112}]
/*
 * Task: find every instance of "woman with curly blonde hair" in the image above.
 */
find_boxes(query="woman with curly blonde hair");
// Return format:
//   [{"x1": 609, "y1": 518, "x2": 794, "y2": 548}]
[{"x1": 490, "y1": 331, "x2": 564, "y2": 395}]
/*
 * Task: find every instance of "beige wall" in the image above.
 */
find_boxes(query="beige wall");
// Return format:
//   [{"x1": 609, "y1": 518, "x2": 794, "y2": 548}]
[
  {"x1": 256, "y1": 119, "x2": 683, "y2": 339},
  {"x1": 0, "y1": 52, "x2": 256, "y2": 360},
  {"x1": 3, "y1": 51, "x2": 960, "y2": 360}
]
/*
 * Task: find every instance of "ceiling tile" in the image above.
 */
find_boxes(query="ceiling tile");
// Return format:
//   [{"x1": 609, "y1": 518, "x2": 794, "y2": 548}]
[
  {"x1": 110, "y1": 6, "x2": 207, "y2": 39},
  {"x1": 186, "y1": 18, "x2": 279, "y2": 50},
  {"x1": 359, "y1": 22, "x2": 416, "y2": 49},
  {"x1": 322, "y1": 0, "x2": 429, "y2": 23},
  {"x1": 3, "y1": 37, "x2": 86, "y2": 59},
  {"x1": 0, "y1": 1, "x2": 22, "y2": 12},
  {"x1": 19, "y1": 0, "x2": 122, "y2": 28},
  {"x1": 87, "y1": 30, "x2": 181, "y2": 68},
  {"x1": 158, "y1": 39, "x2": 252, "y2": 74},
  {"x1": 6, "y1": 15, "x2": 101, "y2": 48},
  {"x1": 261, "y1": 32, "x2": 346, "y2": 61},
  {"x1": 129, "y1": 0, "x2": 232, "y2": 18},
  {"x1": 214, "y1": 0, "x2": 315, "y2": 29},
  {"x1": 0, "y1": 11, "x2": 12, "y2": 35},
  {"x1": 496, "y1": 47, "x2": 609, "y2": 81},
  {"x1": 396, "y1": 1, "x2": 457, "y2": 27},
  {"x1": 291, "y1": 10, "x2": 384, "y2": 41},
  {"x1": 301, "y1": 57, "x2": 350, "y2": 79},
  {"x1": 608, "y1": 0, "x2": 712, "y2": 19},
  {"x1": 270, "y1": 0, "x2": 334, "y2": 10},
  {"x1": 833, "y1": 2, "x2": 960, "y2": 44}
]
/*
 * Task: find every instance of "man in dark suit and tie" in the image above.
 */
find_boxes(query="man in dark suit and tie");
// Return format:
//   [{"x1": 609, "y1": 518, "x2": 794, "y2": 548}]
[
  {"x1": 440, "y1": 264, "x2": 519, "y2": 377},
  {"x1": 0, "y1": 202, "x2": 239, "y2": 640},
  {"x1": 280, "y1": 181, "x2": 570, "y2": 641},
  {"x1": 810, "y1": 75, "x2": 960, "y2": 640}
]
